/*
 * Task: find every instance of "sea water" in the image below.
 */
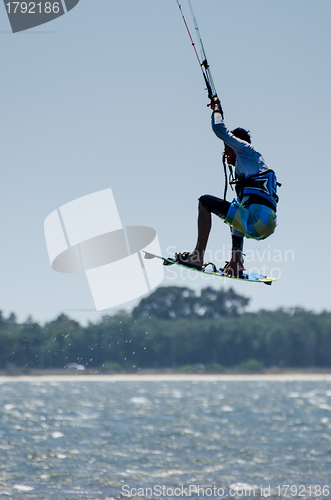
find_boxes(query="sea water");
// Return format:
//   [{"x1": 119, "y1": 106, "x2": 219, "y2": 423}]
[{"x1": 0, "y1": 380, "x2": 330, "y2": 499}]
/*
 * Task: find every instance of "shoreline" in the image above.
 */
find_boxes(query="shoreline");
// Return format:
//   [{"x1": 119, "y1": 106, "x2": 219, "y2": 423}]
[{"x1": 1, "y1": 373, "x2": 331, "y2": 382}]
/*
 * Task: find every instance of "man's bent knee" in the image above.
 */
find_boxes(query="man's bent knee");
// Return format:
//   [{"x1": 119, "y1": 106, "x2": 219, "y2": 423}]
[
  {"x1": 199, "y1": 194, "x2": 230, "y2": 220},
  {"x1": 198, "y1": 195, "x2": 211, "y2": 211}
]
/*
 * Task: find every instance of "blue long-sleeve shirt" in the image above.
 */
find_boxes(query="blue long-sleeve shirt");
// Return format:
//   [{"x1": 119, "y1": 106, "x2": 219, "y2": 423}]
[{"x1": 212, "y1": 111, "x2": 268, "y2": 177}]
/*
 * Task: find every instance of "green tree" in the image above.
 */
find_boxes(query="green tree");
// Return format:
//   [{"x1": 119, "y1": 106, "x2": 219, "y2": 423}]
[
  {"x1": 132, "y1": 286, "x2": 250, "y2": 320},
  {"x1": 132, "y1": 286, "x2": 196, "y2": 319}
]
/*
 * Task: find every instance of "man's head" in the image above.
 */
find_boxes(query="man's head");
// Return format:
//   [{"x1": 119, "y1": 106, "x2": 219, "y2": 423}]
[
  {"x1": 225, "y1": 128, "x2": 251, "y2": 165},
  {"x1": 231, "y1": 127, "x2": 251, "y2": 144}
]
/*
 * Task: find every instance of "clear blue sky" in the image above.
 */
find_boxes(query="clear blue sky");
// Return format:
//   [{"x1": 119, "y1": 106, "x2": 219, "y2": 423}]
[{"x1": 0, "y1": 0, "x2": 330, "y2": 323}]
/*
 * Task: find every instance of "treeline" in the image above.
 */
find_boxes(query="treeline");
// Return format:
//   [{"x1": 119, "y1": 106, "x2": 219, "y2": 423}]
[{"x1": 0, "y1": 286, "x2": 331, "y2": 372}]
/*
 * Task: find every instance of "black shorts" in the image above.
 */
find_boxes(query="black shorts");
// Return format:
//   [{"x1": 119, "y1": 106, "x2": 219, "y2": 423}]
[{"x1": 199, "y1": 195, "x2": 231, "y2": 220}]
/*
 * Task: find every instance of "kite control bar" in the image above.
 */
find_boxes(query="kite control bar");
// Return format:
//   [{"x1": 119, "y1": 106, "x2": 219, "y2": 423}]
[{"x1": 175, "y1": 0, "x2": 222, "y2": 116}]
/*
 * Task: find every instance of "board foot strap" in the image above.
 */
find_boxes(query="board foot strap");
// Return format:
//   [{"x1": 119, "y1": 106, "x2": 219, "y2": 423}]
[{"x1": 202, "y1": 262, "x2": 217, "y2": 272}]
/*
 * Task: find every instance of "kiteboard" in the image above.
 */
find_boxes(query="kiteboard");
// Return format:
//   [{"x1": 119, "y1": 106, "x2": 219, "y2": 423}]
[{"x1": 144, "y1": 252, "x2": 276, "y2": 286}]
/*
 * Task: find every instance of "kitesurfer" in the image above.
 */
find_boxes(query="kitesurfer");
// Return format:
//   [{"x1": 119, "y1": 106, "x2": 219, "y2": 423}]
[{"x1": 176, "y1": 96, "x2": 279, "y2": 278}]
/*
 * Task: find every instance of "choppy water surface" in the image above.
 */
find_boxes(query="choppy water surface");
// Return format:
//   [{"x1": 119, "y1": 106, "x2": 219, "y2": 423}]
[{"x1": 0, "y1": 380, "x2": 331, "y2": 499}]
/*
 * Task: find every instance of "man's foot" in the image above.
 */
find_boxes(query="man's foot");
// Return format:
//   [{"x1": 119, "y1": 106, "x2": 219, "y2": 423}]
[
  {"x1": 222, "y1": 250, "x2": 245, "y2": 278},
  {"x1": 222, "y1": 260, "x2": 245, "y2": 278},
  {"x1": 175, "y1": 251, "x2": 203, "y2": 270}
]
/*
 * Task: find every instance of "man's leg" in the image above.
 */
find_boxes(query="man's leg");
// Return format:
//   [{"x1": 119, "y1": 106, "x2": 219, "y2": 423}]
[
  {"x1": 188, "y1": 201, "x2": 212, "y2": 265},
  {"x1": 223, "y1": 230, "x2": 245, "y2": 277},
  {"x1": 177, "y1": 195, "x2": 230, "y2": 266}
]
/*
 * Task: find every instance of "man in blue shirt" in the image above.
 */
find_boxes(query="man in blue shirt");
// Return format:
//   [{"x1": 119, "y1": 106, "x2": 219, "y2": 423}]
[{"x1": 176, "y1": 97, "x2": 279, "y2": 278}]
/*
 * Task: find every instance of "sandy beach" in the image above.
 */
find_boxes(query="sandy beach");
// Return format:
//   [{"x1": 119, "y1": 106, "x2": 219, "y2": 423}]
[{"x1": 1, "y1": 373, "x2": 331, "y2": 382}]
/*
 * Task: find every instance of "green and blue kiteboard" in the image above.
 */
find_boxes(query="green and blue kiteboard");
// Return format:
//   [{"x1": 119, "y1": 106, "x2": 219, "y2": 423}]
[{"x1": 144, "y1": 252, "x2": 276, "y2": 286}]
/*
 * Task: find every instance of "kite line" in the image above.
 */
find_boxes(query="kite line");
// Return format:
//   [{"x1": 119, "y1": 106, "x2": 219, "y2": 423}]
[
  {"x1": 175, "y1": 0, "x2": 220, "y2": 111},
  {"x1": 175, "y1": 0, "x2": 231, "y2": 197}
]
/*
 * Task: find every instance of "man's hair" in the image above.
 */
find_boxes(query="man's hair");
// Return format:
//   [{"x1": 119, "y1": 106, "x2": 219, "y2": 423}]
[{"x1": 231, "y1": 127, "x2": 251, "y2": 144}]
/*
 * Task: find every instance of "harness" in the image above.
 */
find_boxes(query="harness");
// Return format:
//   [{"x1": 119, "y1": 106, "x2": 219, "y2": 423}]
[{"x1": 231, "y1": 170, "x2": 280, "y2": 210}]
